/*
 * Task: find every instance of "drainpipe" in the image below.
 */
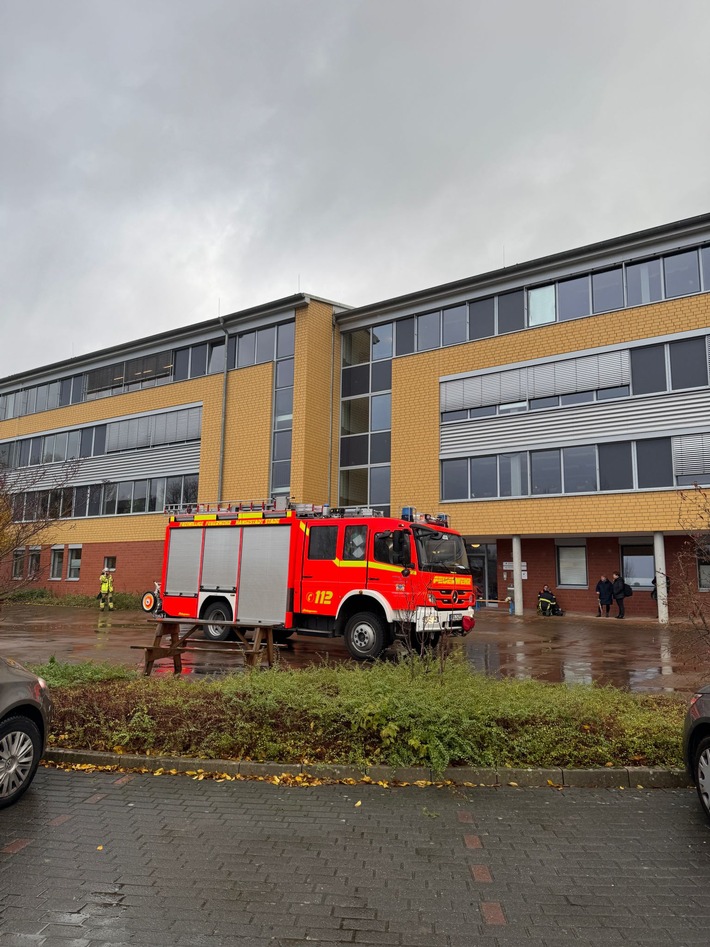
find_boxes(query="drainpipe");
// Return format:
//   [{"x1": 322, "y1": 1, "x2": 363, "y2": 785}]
[
  {"x1": 217, "y1": 316, "x2": 229, "y2": 505},
  {"x1": 327, "y1": 309, "x2": 336, "y2": 506}
]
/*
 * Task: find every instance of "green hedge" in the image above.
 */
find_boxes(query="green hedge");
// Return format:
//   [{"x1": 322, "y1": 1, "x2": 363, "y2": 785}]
[{"x1": 34, "y1": 657, "x2": 686, "y2": 773}]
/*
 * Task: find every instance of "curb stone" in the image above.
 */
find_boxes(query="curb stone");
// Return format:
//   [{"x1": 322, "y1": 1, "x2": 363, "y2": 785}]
[{"x1": 42, "y1": 748, "x2": 693, "y2": 789}]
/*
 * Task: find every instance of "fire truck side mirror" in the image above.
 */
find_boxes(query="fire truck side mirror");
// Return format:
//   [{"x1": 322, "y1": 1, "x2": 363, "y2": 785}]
[{"x1": 392, "y1": 530, "x2": 412, "y2": 568}]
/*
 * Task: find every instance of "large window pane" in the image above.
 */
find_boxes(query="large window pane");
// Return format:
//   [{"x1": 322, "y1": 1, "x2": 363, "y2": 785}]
[
  {"x1": 557, "y1": 546, "x2": 587, "y2": 585},
  {"x1": 499, "y1": 452, "x2": 528, "y2": 496},
  {"x1": 598, "y1": 442, "x2": 633, "y2": 490},
  {"x1": 669, "y1": 337, "x2": 708, "y2": 390},
  {"x1": 340, "y1": 468, "x2": 368, "y2": 506},
  {"x1": 341, "y1": 397, "x2": 369, "y2": 435},
  {"x1": 190, "y1": 343, "x2": 207, "y2": 378},
  {"x1": 340, "y1": 435, "x2": 368, "y2": 467},
  {"x1": 370, "y1": 466, "x2": 390, "y2": 505},
  {"x1": 238, "y1": 331, "x2": 256, "y2": 367},
  {"x1": 702, "y1": 247, "x2": 710, "y2": 290},
  {"x1": 395, "y1": 317, "x2": 415, "y2": 355},
  {"x1": 342, "y1": 329, "x2": 370, "y2": 366},
  {"x1": 469, "y1": 297, "x2": 495, "y2": 340},
  {"x1": 531, "y1": 449, "x2": 561, "y2": 495},
  {"x1": 50, "y1": 548, "x2": 64, "y2": 580},
  {"x1": 442, "y1": 305, "x2": 467, "y2": 345},
  {"x1": 497, "y1": 290, "x2": 524, "y2": 334},
  {"x1": 470, "y1": 456, "x2": 497, "y2": 498},
  {"x1": 165, "y1": 477, "x2": 183, "y2": 506},
  {"x1": 183, "y1": 475, "x2": 198, "y2": 505},
  {"x1": 370, "y1": 360, "x2": 392, "y2": 392},
  {"x1": 116, "y1": 482, "x2": 133, "y2": 515},
  {"x1": 273, "y1": 430, "x2": 292, "y2": 462},
  {"x1": 527, "y1": 285, "x2": 556, "y2": 327},
  {"x1": 132, "y1": 480, "x2": 148, "y2": 513},
  {"x1": 621, "y1": 544, "x2": 654, "y2": 589},
  {"x1": 173, "y1": 348, "x2": 190, "y2": 381},
  {"x1": 208, "y1": 340, "x2": 224, "y2": 374},
  {"x1": 416, "y1": 311, "x2": 440, "y2": 351},
  {"x1": 372, "y1": 323, "x2": 393, "y2": 360},
  {"x1": 636, "y1": 438, "x2": 673, "y2": 488},
  {"x1": 441, "y1": 458, "x2": 468, "y2": 500},
  {"x1": 277, "y1": 321, "x2": 295, "y2": 359},
  {"x1": 371, "y1": 393, "x2": 391, "y2": 432},
  {"x1": 274, "y1": 387, "x2": 293, "y2": 429},
  {"x1": 275, "y1": 358, "x2": 294, "y2": 388},
  {"x1": 630, "y1": 344, "x2": 666, "y2": 395},
  {"x1": 563, "y1": 445, "x2": 597, "y2": 492},
  {"x1": 664, "y1": 250, "x2": 700, "y2": 298},
  {"x1": 369, "y1": 432, "x2": 390, "y2": 465},
  {"x1": 626, "y1": 258, "x2": 662, "y2": 306},
  {"x1": 256, "y1": 326, "x2": 276, "y2": 363},
  {"x1": 592, "y1": 268, "x2": 623, "y2": 313},
  {"x1": 558, "y1": 276, "x2": 590, "y2": 321},
  {"x1": 148, "y1": 478, "x2": 166, "y2": 513},
  {"x1": 102, "y1": 483, "x2": 117, "y2": 516},
  {"x1": 341, "y1": 365, "x2": 369, "y2": 398}
]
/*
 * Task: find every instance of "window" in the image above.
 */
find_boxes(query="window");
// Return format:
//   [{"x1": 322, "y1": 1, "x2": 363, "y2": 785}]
[
  {"x1": 669, "y1": 338, "x2": 708, "y2": 390},
  {"x1": 370, "y1": 432, "x2": 390, "y2": 465},
  {"x1": 208, "y1": 340, "x2": 225, "y2": 374},
  {"x1": 340, "y1": 468, "x2": 368, "y2": 506},
  {"x1": 342, "y1": 329, "x2": 370, "y2": 366},
  {"x1": 173, "y1": 348, "x2": 190, "y2": 381},
  {"x1": 370, "y1": 394, "x2": 391, "y2": 432},
  {"x1": 67, "y1": 547, "x2": 82, "y2": 580},
  {"x1": 27, "y1": 548, "x2": 41, "y2": 577},
  {"x1": 371, "y1": 360, "x2": 392, "y2": 392},
  {"x1": 275, "y1": 358, "x2": 294, "y2": 388},
  {"x1": 308, "y1": 526, "x2": 338, "y2": 560},
  {"x1": 343, "y1": 525, "x2": 367, "y2": 561},
  {"x1": 497, "y1": 290, "x2": 524, "y2": 334},
  {"x1": 395, "y1": 317, "x2": 415, "y2": 356},
  {"x1": 273, "y1": 431, "x2": 292, "y2": 462},
  {"x1": 277, "y1": 321, "x2": 295, "y2": 359},
  {"x1": 499, "y1": 453, "x2": 528, "y2": 497},
  {"x1": 116, "y1": 482, "x2": 133, "y2": 515},
  {"x1": 664, "y1": 250, "x2": 700, "y2": 298},
  {"x1": 416, "y1": 311, "x2": 440, "y2": 351},
  {"x1": 531, "y1": 449, "x2": 561, "y2": 495},
  {"x1": 592, "y1": 268, "x2": 624, "y2": 313},
  {"x1": 557, "y1": 546, "x2": 587, "y2": 586},
  {"x1": 341, "y1": 365, "x2": 369, "y2": 398},
  {"x1": 558, "y1": 276, "x2": 590, "y2": 321},
  {"x1": 255, "y1": 326, "x2": 276, "y2": 364},
  {"x1": 132, "y1": 480, "x2": 148, "y2": 513},
  {"x1": 442, "y1": 459, "x2": 468, "y2": 500},
  {"x1": 341, "y1": 398, "x2": 369, "y2": 436},
  {"x1": 636, "y1": 438, "x2": 673, "y2": 488},
  {"x1": 50, "y1": 547, "x2": 64, "y2": 580},
  {"x1": 104, "y1": 557, "x2": 116, "y2": 572},
  {"x1": 370, "y1": 466, "x2": 391, "y2": 505},
  {"x1": 563, "y1": 445, "x2": 597, "y2": 493},
  {"x1": 699, "y1": 558, "x2": 710, "y2": 591},
  {"x1": 621, "y1": 544, "x2": 654, "y2": 589},
  {"x1": 596, "y1": 385, "x2": 629, "y2": 401},
  {"x1": 442, "y1": 305, "x2": 467, "y2": 345},
  {"x1": 374, "y1": 531, "x2": 394, "y2": 564},
  {"x1": 12, "y1": 549, "x2": 24, "y2": 580},
  {"x1": 372, "y1": 323, "x2": 393, "y2": 360},
  {"x1": 470, "y1": 456, "x2": 497, "y2": 498},
  {"x1": 631, "y1": 344, "x2": 666, "y2": 395},
  {"x1": 527, "y1": 285, "x2": 556, "y2": 327},
  {"x1": 626, "y1": 258, "x2": 662, "y2": 306},
  {"x1": 469, "y1": 297, "x2": 495, "y2": 340},
  {"x1": 340, "y1": 435, "x2": 368, "y2": 468},
  {"x1": 598, "y1": 442, "x2": 633, "y2": 491},
  {"x1": 274, "y1": 388, "x2": 293, "y2": 430},
  {"x1": 530, "y1": 396, "x2": 559, "y2": 410}
]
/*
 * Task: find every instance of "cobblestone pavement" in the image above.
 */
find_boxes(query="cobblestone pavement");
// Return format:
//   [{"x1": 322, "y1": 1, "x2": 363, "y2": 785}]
[{"x1": 1, "y1": 769, "x2": 710, "y2": 946}]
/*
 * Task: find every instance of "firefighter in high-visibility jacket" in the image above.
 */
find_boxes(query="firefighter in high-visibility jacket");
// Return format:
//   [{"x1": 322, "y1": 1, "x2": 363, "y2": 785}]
[{"x1": 98, "y1": 570, "x2": 114, "y2": 611}]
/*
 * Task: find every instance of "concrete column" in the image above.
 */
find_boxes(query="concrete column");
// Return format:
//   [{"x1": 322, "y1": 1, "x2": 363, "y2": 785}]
[
  {"x1": 512, "y1": 535, "x2": 524, "y2": 616},
  {"x1": 653, "y1": 531, "x2": 668, "y2": 625}
]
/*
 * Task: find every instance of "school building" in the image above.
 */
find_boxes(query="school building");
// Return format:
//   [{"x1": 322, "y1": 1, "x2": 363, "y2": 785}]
[{"x1": 1, "y1": 214, "x2": 709, "y2": 619}]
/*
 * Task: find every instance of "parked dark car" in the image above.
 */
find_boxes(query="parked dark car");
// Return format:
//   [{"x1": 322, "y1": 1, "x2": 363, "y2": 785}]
[
  {"x1": 0, "y1": 656, "x2": 52, "y2": 808},
  {"x1": 683, "y1": 685, "x2": 710, "y2": 822}
]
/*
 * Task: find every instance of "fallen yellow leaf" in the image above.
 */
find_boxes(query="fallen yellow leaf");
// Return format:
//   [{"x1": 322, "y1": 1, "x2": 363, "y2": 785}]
[{"x1": 354, "y1": 800, "x2": 362, "y2": 807}]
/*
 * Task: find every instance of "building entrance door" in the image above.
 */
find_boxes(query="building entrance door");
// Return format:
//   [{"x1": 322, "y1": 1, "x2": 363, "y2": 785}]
[{"x1": 465, "y1": 541, "x2": 498, "y2": 606}]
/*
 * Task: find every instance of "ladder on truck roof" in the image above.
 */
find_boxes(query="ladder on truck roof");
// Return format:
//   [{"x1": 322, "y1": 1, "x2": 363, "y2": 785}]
[{"x1": 165, "y1": 497, "x2": 386, "y2": 521}]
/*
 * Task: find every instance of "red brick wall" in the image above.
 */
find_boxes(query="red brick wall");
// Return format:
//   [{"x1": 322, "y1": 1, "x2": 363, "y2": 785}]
[
  {"x1": 0, "y1": 541, "x2": 164, "y2": 598},
  {"x1": 497, "y1": 536, "x2": 695, "y2": 618}
]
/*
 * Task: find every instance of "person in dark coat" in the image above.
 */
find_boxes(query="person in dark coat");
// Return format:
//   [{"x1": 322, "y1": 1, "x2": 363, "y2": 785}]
[
  {"x1": 595, "y1": 574, "x2": 613, "y2": 617},
  {"x1": 611, "y1": 571, "x2": 625, "y2": 618}
]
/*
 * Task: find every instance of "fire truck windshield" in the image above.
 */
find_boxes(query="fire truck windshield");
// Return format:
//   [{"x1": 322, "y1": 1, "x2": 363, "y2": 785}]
[{"x1": 412, "y1": 526, "x2": 470, "y2": 575}]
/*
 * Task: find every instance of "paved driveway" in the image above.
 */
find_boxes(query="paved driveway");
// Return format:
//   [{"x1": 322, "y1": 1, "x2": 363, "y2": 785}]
[
  {"x1": 1, "y1": 603, "x2": 708, "y2": 692},
  {"x1": 1, "y1": 768, "x2": 709, "y2": 946}
]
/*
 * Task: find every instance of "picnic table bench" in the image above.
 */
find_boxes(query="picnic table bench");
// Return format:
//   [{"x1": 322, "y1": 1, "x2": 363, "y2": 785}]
[{"x1": 131, "y1": 618, "x2": 277, "y2": 675}]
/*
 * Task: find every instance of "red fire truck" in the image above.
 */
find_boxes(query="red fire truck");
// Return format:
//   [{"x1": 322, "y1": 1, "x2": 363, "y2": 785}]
[{"x1": 144, "y1": 498, "x2": 475, "y2": 659}]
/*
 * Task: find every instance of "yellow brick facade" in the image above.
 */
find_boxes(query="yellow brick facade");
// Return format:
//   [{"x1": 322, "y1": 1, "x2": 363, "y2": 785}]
[{"x1": 391, "y1": 294, "x2": 710, "y2": 537}]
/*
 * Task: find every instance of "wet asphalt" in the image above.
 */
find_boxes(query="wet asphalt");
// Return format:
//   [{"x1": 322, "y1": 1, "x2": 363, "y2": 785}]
[{"x1": 0, "y1": 603, "x2": 707, "y2": 693}]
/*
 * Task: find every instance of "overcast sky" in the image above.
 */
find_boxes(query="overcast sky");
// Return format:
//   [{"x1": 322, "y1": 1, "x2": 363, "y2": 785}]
[{"x1": 1, "y1": 0, "x2": 709, "y2": 379}]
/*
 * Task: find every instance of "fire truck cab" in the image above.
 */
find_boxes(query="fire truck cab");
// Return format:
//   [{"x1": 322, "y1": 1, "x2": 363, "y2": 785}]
[{"x1": 154, "y1": 499, "x2": 475, "y2": 659}]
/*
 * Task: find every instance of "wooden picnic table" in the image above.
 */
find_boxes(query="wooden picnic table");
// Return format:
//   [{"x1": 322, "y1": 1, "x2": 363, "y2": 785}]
[{"x1": 131, "y1": 618, "x2": 277, "y2": 675}]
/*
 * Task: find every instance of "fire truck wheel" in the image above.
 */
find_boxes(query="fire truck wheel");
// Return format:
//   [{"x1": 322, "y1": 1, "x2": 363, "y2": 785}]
[
  {"x1": 410, "y1": 630, "x2": 441, "y2": 652},
  {"x1": 202, "y1": 602, "x2": 234, "y2": 641},
  {"x1": 272, "y1": 629, "x2": 295, "y2": 644},
  {"x1": 344, "y1": 612, "x2": 386, "y2": 660}
]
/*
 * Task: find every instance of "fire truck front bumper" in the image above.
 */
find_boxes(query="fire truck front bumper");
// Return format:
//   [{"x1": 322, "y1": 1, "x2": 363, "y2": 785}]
[{"x1": 414, "y1": 606, "x2": 475, "y2": 636}]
